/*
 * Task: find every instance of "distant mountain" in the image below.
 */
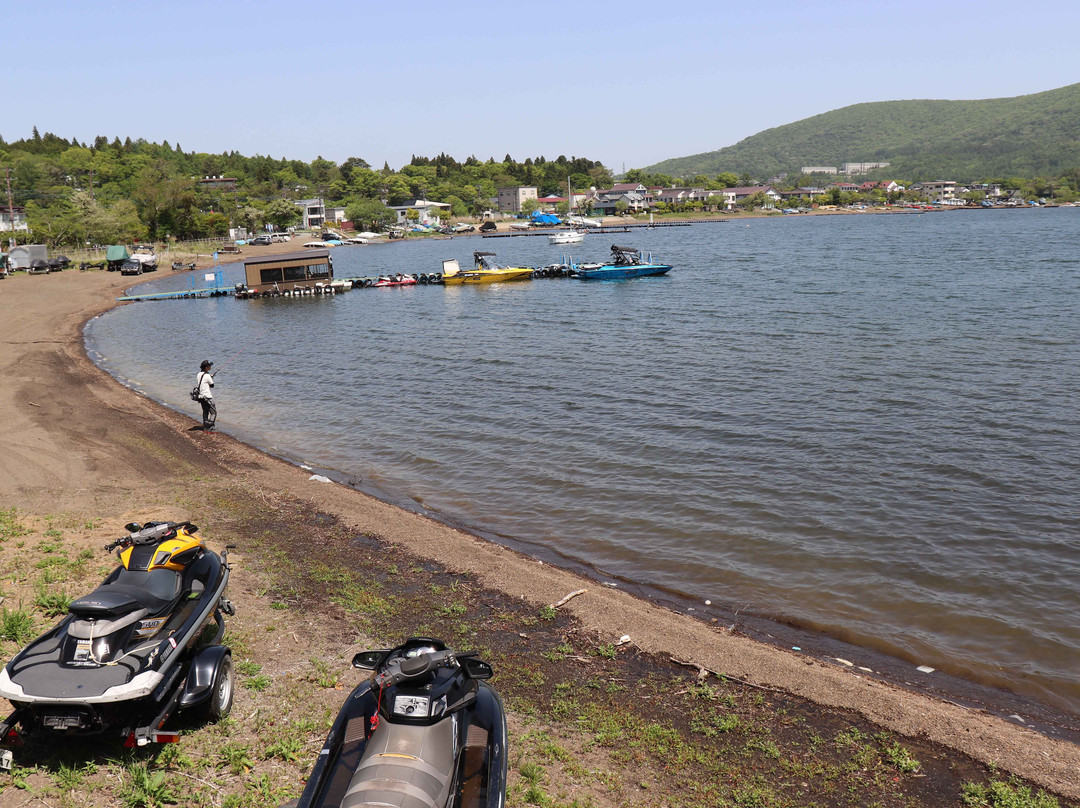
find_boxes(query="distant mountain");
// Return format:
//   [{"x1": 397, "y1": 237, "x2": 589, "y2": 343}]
[{"x1": 645, "y1": 83, "x2": 1080, "y2": 181}]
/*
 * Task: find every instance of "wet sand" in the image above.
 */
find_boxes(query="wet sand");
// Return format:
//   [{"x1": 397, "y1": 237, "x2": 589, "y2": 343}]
[{"x1": 1, "y1": 259, "x2": 1078, "y2": 799}]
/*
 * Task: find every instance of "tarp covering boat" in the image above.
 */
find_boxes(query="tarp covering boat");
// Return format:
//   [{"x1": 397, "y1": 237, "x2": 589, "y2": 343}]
[
  {"x1": 530, "y1": 212, "x2": 561, "y2": 225},
  {"x1": 106, "y1": 245, "x2": 130, "y2": 262}
]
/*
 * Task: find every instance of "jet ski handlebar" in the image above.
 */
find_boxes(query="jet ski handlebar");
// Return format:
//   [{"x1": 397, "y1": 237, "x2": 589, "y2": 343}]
[
  {"x1": 103, "y1": 520, "x2": 198, "y2": 552},
  {"x1": 373, "y1": 648, "x2": 457, "y2": 689}
]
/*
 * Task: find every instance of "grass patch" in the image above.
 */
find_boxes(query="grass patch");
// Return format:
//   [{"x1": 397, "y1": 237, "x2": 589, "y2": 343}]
[
  {"x1": 0, "y1": 606, "x2": 36, "y2": 644},
  {"x1": 116, "y1": 759, "x2": 178, "y2": 808},
  {"x1": 0, "y1": 508, "x2": 29, "y2": 542},
  {"x1": 962, "y1": 778, "x2": 1063, "y2": 808},
  {"x1": 34, "y1": 583, "x2": 71, "y2": 617}
]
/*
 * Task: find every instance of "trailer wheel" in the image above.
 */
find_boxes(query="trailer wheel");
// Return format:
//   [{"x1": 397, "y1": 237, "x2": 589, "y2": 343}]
[{"x1": 207, "y1": 654, "x2": 234, "y2": 721}]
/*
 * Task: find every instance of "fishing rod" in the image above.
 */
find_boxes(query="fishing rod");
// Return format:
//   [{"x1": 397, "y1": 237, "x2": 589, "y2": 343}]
[{"x1": 209, "y1": 327, "x2": 268, "y2": 376}]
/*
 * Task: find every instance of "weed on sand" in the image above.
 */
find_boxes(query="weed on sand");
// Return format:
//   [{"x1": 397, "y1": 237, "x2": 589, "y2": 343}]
[{"x1": 0, "y1": 500, "x2": 1073, "y2": 808}]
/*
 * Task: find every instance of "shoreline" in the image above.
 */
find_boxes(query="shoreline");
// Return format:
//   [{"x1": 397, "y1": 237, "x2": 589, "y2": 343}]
[{"x1": 2, "y1": 265, "x2": 1080, "y2": 798}]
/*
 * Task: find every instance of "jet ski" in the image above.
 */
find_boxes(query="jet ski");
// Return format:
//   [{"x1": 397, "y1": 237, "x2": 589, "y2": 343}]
[
  {"x1": 0, "y1": 520, "x2": 235, "y2": 747},
  {"x1": 290, "y1": 637, "x2": 507, "y2": 808}
]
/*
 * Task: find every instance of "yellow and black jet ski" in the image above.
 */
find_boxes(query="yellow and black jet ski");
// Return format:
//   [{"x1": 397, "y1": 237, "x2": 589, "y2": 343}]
[{"x1": 0, "y1": 520, "x2": 234, "y2": 747}]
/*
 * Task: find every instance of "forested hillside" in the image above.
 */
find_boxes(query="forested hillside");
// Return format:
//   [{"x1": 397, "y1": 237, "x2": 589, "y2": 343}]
[
  {"x1": 0, "y1": 130, "x2": 611, "y2": 246},
  {"x1": 646, "y1": 82, "x2": 1080, "y2": 181}
]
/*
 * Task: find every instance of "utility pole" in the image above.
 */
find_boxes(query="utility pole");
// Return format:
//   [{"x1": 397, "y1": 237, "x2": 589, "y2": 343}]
[{"x1": 5, "y1": 167, "x2": 16, "y2": 247}]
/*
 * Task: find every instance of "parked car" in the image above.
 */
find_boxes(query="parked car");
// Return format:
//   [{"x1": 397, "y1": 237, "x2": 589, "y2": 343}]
[
  {"x1": 250, "y1": 235, "x2": 273, "y2": 245},
  {"x1": 120, "y1": 258, "x2": 143, "y2": 275}
]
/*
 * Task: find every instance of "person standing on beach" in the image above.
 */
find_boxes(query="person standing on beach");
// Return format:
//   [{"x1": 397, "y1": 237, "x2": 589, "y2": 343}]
[{"x1": 195, "y1": 359, "x2": 216, "y2": 431}]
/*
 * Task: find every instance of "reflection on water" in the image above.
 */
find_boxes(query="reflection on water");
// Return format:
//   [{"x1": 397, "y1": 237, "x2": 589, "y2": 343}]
[{"x1": 87, "y1": 211, "x2": 1080, "y2": 714}]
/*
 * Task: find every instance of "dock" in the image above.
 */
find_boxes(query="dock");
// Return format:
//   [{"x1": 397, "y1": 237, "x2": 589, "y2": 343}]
[
  {"x1": 117, "y1": 287, "x2": 235, "y2": 302},
  {"x1": 481, "y1": 220, "x2": 725, "y2": 237}
]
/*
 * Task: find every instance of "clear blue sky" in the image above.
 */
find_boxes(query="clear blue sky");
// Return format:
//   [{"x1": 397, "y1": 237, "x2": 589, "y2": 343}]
[{"x1": 6, "y1": 0, "x2": 1079, "y2": 173}]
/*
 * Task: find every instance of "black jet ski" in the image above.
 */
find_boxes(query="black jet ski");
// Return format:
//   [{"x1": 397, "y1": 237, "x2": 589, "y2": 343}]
[
  {"x1": 290, "y1": 637, "x2": 507, "y2": 808},
  {"x1": 0, "y1": 520, "x2": 235, "y2": 747}
]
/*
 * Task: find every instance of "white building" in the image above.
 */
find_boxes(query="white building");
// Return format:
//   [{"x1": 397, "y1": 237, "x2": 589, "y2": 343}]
[
  {"x1": 721, "y1": 185, "x2": 782, "y2": 210},
  {"x1": 0, "y1": 206, "x2": 29, "y2": 232},
  {"x1": 842, "y1": 161, "x2": 890, "y2": 174},
  {"x1": 388, "y1": 199, "x2": 451, "y2": 226},
  {"x1": 801, "y1": 166, "x2": 838, "y2": 175},
  {"x1": 295, "y1": 198, "x2": 325, "y2": 229},
  {"x1": 909, "y1": 181, "x2": 957, "y2": 203}
]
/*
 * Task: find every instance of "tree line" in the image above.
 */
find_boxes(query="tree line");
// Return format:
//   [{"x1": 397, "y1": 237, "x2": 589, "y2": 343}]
[{"x1": 0, "y1": 128, "x2": 613, "y2": 247}]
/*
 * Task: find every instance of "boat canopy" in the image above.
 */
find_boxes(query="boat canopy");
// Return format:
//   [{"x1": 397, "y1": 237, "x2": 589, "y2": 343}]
[
  {"x1": 530, "y1": 212, "x2": 561, "y2": 225},
  {"x1": 106, "y1": 245, "x2": 130, "y2": 262}
]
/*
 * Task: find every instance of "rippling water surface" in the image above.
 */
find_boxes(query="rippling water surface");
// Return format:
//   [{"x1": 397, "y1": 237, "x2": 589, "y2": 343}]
[{"x1": 87, "y1": 210, "x2": 1080, "y2": 715}]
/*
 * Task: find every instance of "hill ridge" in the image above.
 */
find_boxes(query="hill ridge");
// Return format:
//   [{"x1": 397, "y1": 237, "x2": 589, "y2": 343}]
[{"x1": 645, "y1": 83, "x2": 1080, "y2": 180}]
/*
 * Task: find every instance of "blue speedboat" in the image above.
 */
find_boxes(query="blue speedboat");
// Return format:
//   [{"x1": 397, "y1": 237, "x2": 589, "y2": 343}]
[{"x1": 570, "y1": 245, "x2": 672, "y2": 280}]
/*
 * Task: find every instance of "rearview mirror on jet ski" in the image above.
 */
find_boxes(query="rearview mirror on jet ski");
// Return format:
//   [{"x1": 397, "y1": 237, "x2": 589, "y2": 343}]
[{"x1": 351, "y1": 650, "x2": 386, "y2": 670}]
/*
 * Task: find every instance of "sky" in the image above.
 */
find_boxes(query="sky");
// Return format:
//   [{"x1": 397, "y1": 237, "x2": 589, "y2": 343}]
[{"x1": 5, "y1": 0, "x2": 1080, "y2": 173}]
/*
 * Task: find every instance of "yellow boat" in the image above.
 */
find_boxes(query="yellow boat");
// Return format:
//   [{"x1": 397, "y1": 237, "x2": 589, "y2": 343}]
[{"x1": 441, "y1": 252, "x2": 534, "y2": 285}]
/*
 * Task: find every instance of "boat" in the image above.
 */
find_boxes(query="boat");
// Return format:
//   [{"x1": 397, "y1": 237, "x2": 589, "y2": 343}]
[
  {"x1": 441, "y1": 253, "x2": 534, "y2": 285},
  {"x1": 567, "y1": 215, "x2": 603, "y2": 229},
  {"x1": 131, "y1": 245, "x2": 158, "y2": 271},
  {"x1": 302, "y1": 240, "x2": 333, "y2": 248},
  {"x1": 570, "y1": 245, "x2": 672, "y2": 280},
  {"x1": 508, "y1": 221, "x2": 531, "y2": 231},
  {"x1": 549, "y1": 230, "x2": 585, "y2": 245},
  {"x1": 372, "y1": 273, "x2": 418, "y2": 287}
]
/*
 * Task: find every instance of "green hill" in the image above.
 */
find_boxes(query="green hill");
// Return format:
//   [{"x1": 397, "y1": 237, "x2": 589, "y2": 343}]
[{"x1": 645, "y1": 83, "x2": 1080, "y2": 180}]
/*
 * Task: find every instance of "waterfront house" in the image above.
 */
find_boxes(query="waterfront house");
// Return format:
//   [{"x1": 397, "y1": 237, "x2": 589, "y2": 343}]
[
  {"x1": 242, "y1": 248, "x2": 332, "y2": 294},
  {"x1": 909, "y1": 181, "x2": 957, "y2": 203},
  {"x1": 720, "y1": 185, "x2": 781, "y2": 210},
  {"x1": 536, "y1": 195, "x2": 565, "y2": 211},
  {"x1": 389, "y1": 198, "x2": 451, "y2": 226},
  {"x1": 779, "y1": 187, "x2": 822, "y2": 202},
  {"x1": 497, "y1": 186, "x2": 538, "y2": 213},
  {"x1": 295, "y1": 198, "x2": 325, "y2": 229}
]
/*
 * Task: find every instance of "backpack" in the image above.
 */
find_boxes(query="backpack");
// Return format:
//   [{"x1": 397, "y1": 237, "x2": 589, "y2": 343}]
[{"x1": 191, "y1": 371, "x2": 208, "y2": 401}]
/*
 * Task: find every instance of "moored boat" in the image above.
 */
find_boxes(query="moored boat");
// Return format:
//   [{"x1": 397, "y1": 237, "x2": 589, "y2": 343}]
[
  {"x1": 570, "y1": 245, "x2": 672, "y2": 280},
  {"x1": 549, "y1": 230, "x2": 585, "y2": 245},
  {"x1": 372, "y1": 273, "x2": 417, "y2": 287},
  {"x1": 441, "y1": 252, "x2": 534, "y2": 285}
]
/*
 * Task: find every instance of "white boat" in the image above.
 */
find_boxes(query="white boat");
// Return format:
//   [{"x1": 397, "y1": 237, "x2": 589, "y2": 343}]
[
  {"x1": 549, "y1": 230, "x2": 585, "y2": 245},
  {"x1": 303, "y1": 240, "x2": 333, "y2": 248},
  {"x1": 508, "y1": 222, "x2": 531, "y2": 231},
  {"x1": 567, "y1": 215, "x2": 603, "y2": 229},
  {"x1": 131, "y1": 244, "x2": 158, "y2": 270}
]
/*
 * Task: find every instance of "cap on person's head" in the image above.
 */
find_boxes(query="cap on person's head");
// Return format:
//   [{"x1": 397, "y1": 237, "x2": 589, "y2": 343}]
[{"x1": 200, "y1": 360, "x2": 213, "y2": 370}]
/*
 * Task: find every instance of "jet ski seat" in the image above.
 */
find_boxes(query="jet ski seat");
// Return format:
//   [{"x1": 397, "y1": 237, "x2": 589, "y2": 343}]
[{"x1": 68, "y1": 568, "x2": 182, "y2": 618}]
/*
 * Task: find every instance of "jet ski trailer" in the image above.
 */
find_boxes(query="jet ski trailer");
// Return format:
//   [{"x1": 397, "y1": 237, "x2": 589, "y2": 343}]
[{"x1": 0, "y1": 520, "x2": 235, "y2": 748}]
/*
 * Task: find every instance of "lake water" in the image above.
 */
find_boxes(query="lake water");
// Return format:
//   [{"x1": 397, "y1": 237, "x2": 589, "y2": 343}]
[{"x1": 86, "y1": 210, "x2": 1080, "y2": 720}]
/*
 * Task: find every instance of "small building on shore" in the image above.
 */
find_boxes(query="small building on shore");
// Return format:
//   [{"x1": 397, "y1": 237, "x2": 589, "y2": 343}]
[{"x1": 241, "y1": 248, "x2": 332, "y2": 293}]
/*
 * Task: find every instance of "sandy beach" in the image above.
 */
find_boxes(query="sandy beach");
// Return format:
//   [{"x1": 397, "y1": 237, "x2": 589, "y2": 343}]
[{"x1": 1, "y1": 255, "x2": 1078, "y2": 802}]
